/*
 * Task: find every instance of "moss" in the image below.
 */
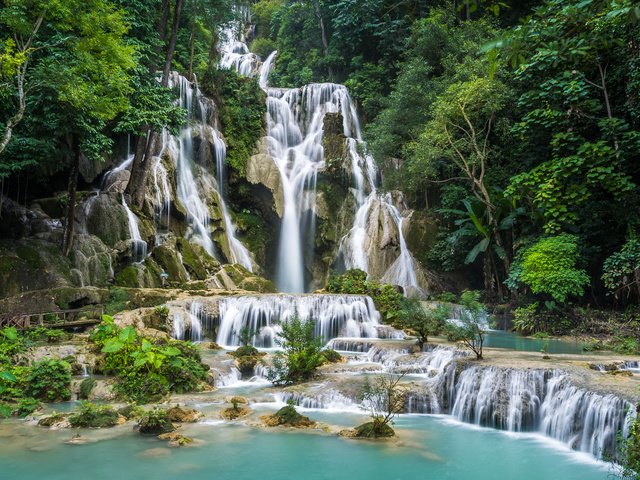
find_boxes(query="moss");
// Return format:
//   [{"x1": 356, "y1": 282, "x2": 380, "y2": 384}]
[
  {"x1": 16, "y1": 245, "x2": 43, "y2": 270},
  {"x1": 320, "y1": 349, "x2": 342, "y2": 364},
  {"x1": 262, "y1": 405, "x2": 314, "y2": 427},
  {"x1": 152, "y1": 245, "x2": 188, "y2": 284},
  {"x1": 178, "y1": 239, "x2": 219, "y2": 279},
  {"x1": 352, "y1": 421, "x2": 395, "y2": 438},
  {"x1": 117, "y1": 404, "x2": 144, "y2": 420},
  {"x1": 105, "y1": 287, "x2": 130, "y2": 315},
  {"x1": 79, "y1": 378, "x2": 96, "y2": 400},
  {"x1": 38, "y1": 413, "x2": 70, "y2": 427},
  {"x1": 115, "y1": 266, "x2": 141, "y2": 288},
  {"x1": 239, "y1": 276, "x2": 277, "y2": 293},
  {"x1": 138, "y1": 409, "x2": 175, "y2": 435}
]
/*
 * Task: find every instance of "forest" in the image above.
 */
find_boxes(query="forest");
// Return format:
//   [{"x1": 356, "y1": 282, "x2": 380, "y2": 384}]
[{"x1": 0, "y1": 1, "x2": 640, "y2": 478}]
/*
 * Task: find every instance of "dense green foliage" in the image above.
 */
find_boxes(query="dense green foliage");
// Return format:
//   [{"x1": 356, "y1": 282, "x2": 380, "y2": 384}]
[
  {"x1": 446, "y1": 290, "x2": 487, "y2": 359},
  {"x1": 0, "y1": 326, "x2": 76, "y2": 417},
  {"x1": 326, "y1": 269, "x2": 404, "y2": 324},
  {"x1": 266, "y1": 315, "x2": 323, "y2": 385},
  {"x1": 201, "y1": 67, "x2": 265, "y2": 176},
  {"x1": 69, "y1": 402, "x2": 121, "y2": 428},
  {"x1": 399, "y1": 299, "x2": 450, "y2": 349},
  {"x1": 91, "y1": 315, "x2": 208, "y2": 403}
]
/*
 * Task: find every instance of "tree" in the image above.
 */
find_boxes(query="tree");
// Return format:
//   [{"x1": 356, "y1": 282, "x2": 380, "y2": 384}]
[
  {"x1": 357, "y1": 373, "x2": 406, "y2": 438},
  {"x1": 446, "y1": 290, "x2": 487, "y2": 359},
  {"x1": 266, "y1": 315, "x2": 323, "y2": 385},
  {"x1": 399, "y1": 298, "x2": 449, "y2": 350},
  {"x1": 603, "y1": 237, "x2": 640, "y2": 302},
  {"x1": 512, "y1": 234, "x2": 590, "y2": 303}
]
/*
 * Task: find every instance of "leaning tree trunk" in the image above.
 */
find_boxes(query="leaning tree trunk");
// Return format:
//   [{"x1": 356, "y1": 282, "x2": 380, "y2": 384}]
[
  {"x1": 126, "y1": 0, "x2": 183, "y2": 208},
  {"x1": 62, "y1": 135, "x2": 81, "y2": 256}
]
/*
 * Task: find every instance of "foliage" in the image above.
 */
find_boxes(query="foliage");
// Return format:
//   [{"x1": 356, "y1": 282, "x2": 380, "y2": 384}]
[
  {"x1": 268, "y1": 403, "x2": 313, "y2": 427},
  {"x1": 603, "y1": 237, "x2": 640, "y2": 300},
  {"x1": 90, "y1": 315, "x2": 208, "y2": 403},
  {"x1": 25, "y1": 359, "x2": 71, "y2": 402},
  {"x1": 515, "y1": 234, "x2": 590, "y2": 303},
  {"x1": 137, "y1": 408, "x2": 174, "y2": 434},
  {"x1": 24, "y1": 328, "x2": 67, "y2": 344},
  {"x1": 399, "y1": 299, "x2": 450, "y2": 349},
  {"x1": 201, "y1": 67, "x2": 265, "y2": 176},
  {"x1": 266, "y1": 315, "x2": 323, "y2": 385},
  {"x1": 446, "y1": 290, "x2": 487, "y2": 359},
  {"x1": 320, "y1": 349, "x2": 342, "y2": 364},
  {"x1": 78, "y1": 377, "x2": 96, "y2": 400},
  {"x1": 512, "y1": 303, "x2": 539, "y2": 335},
  {"x1": 326, "y1": 269, "x2": 404, "y2": 324},
  {"x1": 69, "y1": 402, "x2": 120, "y2": 428},
  {"x1": 358, "y1": 373, "x2": 406, "y2": 437}
]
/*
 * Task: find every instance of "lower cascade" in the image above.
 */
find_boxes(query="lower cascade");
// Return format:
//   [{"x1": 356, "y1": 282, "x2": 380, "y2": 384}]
[
  {"x1": 216, "y1": 294, "x2": 390, "y2": 347},
  {"x1": 407, "y1": 362, "x2": 636, "y2": 459}
]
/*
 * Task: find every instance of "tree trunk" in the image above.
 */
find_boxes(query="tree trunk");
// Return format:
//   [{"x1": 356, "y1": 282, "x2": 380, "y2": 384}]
[
  {"x1": 312, "y1": 1, "x2": 333, "y2": 80},
  {"x1": 62, "y1": 135, "x2": 81, "y2": 256},
  {"x1": 125, "y1": 129, "x2": 157, "y2": 208},
  {"x1": 162, "y1": 0, "x2": 185, "y2": 87},
  {"x1": 159, "y1": 0, "x2": 170, "y2": 42},
  {"x1": 188, "y1": 5, "x2": 197, "y2": 81}
]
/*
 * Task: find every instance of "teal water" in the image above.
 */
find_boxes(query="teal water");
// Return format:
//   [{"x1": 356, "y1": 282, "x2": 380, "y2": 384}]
[
  {"x1": 483, "y1": 330, "x2": 585, "y2": 354},
  {"x1": 0, "y1": 411, "x2": 609, "y2": 480}
]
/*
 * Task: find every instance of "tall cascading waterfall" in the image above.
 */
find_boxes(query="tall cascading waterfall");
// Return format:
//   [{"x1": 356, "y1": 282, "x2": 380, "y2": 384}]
[
  {"x1": 220, "y1": 22, "x2": 424, "y2": 295},
  {"x1": 121, "y1": 195, "x2": 147, "y2": 262},
  {"x1": 216, "y1": 294, "x2": 399, "y2": 347},
  {"x1": 157, "y1": 73, "x2": 253, "y2": 270}
]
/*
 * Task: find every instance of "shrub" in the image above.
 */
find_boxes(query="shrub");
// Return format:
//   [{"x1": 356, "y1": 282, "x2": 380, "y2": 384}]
[
  {"x1": 26, "y1": 360, "x2": 71, "y2": 402},
  {"x1": 512, "y1": 303, "x2": 539, "y2": 335},
  {"x1": 24, "y1": 328, "x2": 67, "y2": 344},
  {"x1": 69, "y1": 402, "x2": 120, "y2": 428},
  {"x1": 320, "y1": 349, "x2": 342, "y2": 364},
  {"x1": 446, "y1": 291, "x2": 487, "y2": 360},
  {"x1": 357, "y1": 373, "x2": 406, "y2": 438},
  {"x1": 516, "y1": 234, "x2": 589, "y2": 303},
  {"x1": 138, "y1": 408, "x2": 174, "y2": 434},
  {"x1": 250, "y1": 37, "x2": 277, "y2": 57},
  {"x1": 399, "y1": 298, "x2": 449, "y2": 349},
  {"x1": 267, "y1": 316, "x2": 323, "y2": 385},
  {"x1": 326, "y1": 269, "x2": 405, "y2": 324}
]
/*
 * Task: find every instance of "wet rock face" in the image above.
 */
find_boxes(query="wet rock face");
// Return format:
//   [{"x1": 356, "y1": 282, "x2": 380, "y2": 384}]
[
  {"x1": 79, "y1": 193, "x2": 130, "y2": 248},
  {"x1": 246, "y1": 138, "x2": 284, "y2": 217}
]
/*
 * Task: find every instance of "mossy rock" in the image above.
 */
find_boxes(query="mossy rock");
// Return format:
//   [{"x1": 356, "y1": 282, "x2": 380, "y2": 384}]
[
  {"x1": 165, "y1": 406, "x2": 202, "y2": 423},
  {"x1": 38, "y1": 413, "x2": 70, "y2": 428},
  {"x1": 152, "y1": 244, "x2": 189, "y2": 284},
  {"x1": 115, "y1": 265, "x2": 143, "y2": 288},
  {"x1": 228, "y1": 347, "x2": 265, "y2": 376},
  {"x1": 320, "y1": 349, "x2": 342, "y2": 364},
  {"x1": 238, "y1": 276, "x2": 277, "y2": 293},
  {"x1": 350, "y1": 421, "x2": 395, "y2": 438},
  {"x1": 138, "y1": 409, "x2": 175, "y2": 435},
  {"x1": 158, "y1": 431, "x2": 194, "y2": 447},
  {"x1": 84, "y1": 194, "x2": 130, "y2": 247},
  {"x1": 178, "y1": 239, "x2": 220, "y2": 279},
  {"x1": 220, "y1": 405, "x2": 251, "y2": 420},
  {"x1": 262, "y1": 405, "x2": 315, "y2": 428},
  {"x1": 78, "y1": 378, "x2": 96, "y2": 400},
  {"x1": 117, "y1": 405, "x2": 144, "y2": 420}
]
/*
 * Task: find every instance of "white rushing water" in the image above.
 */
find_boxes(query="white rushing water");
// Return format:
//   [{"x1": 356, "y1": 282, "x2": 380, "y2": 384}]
[
  {"x1": 216, "y1": 294, "x2": 391, "y2": 347},
  {"x1": 121, "y1": 194, "x2": 147, "y2": 262},
  {"x1": 220, "y1": 20, "x2": 424, "y2": 295},
  {"x1": 159, "y1": 73, "x2": 252, "y2": 270}
]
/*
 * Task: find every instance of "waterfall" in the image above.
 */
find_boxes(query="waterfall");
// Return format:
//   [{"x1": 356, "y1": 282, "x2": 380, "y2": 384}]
[
  {"x1": 162, "y1": 73, "x2": 253, "y2": 270},
  {"x1": 216, "y1": 294, "x2": 389, "y2": 347},
  {"x1": 172, "y1": 301, "x2": 216, "y2": 342},
  {"x1": 121, "y1": 195, "x2": 147, "y2": 262},
  {"x1": 406, "y1": 363, "x2": 636, "y2": 459}
]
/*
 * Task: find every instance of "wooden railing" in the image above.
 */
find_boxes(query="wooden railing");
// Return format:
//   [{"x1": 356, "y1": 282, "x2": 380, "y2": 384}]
[{"x1": 0, "y1": 305, "x2": 104, "y2": 330}]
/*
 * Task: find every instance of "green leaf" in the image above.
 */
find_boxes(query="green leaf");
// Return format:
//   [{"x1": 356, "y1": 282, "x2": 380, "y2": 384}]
[
  {"x1": 161, "y1": 346, "x2": 181, "y2": 357},
  {"x1": 465, "y1": 238, "x2": 490, "y2": 264},
  {"x1": 0, "y1": 371, "x2": 17, "y2": 383},
  {"x1": 101, "y1": 339, "x2": 124, "y2": 353}
]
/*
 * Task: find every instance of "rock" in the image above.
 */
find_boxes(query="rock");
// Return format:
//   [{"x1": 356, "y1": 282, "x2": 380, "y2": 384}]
[
  {"x1": 158, "y1": 431, "x2": 194, "y2": 447},
  {"x1": 38, "y1": 413, "x2": 71, "y2": 428},
  {"x1": 102, "y1": 169, "x2": 131, "y2": 194},
  {"x1": 246, "y1": 139, "x2": 284, "y2": 217},
  {"x1": 88, "y1": 380, "x2": 118, "y2": 402},
  {"x1": 80, "y1": 193, "x2": 131, "y2": 248},
  {"x1": 261, "y1": 405, "x2": 315, "y2": 428},
  {"x1": 165, "y1": 406, "x2": 203, "y2": 423},
  {"x1": 220, "y1": 406, "x2": 252, "y2": 420},
  {"x1": 138, "y1": 410, "x2": 175, "y2": 435},
  {"x1": 198, "y1": 342, "x2": 222, "y2": 350},
  {"x1": 342, "y1": 421, "x2": 395, "y2": 439}
]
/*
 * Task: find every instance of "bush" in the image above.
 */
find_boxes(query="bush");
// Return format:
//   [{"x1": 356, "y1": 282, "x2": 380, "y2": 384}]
[
  {"x1": 326, "y1": 270, "x2": 405, "y2": 324},
  {"x1": 24, "y1": 328, "x2": 67, "y2": 344},
  {"x1": 446, "y1": 291, "x2": 487, "y2": 360},
  {"x1": 266, "y1": 404, "x2": 314, "y2": 427},
  {"x1": 138, "y1": 408, "x2": 174, "y2": 434},
  {"x1": 320, "y1": 349, "x2": 342, "y2": 364},
  {"x1": 267, "y1": 316, "x2": 323, "y2": 385},
  {"x1": 516, "y1": 234, "x2": 589, "y2": 303},
  {"x1": 512, "y1": 303, "x2": 539, "y2": 335},
  {"x1": 91, "y1": 317, "x2": 208, "y2": 403},
  {"x1": 399, "y1": 298, "x2": 449, "y2": 349},
  {"x1": 250, "y1": 37, "x2": 277, "y2": 58},
  {"x1": 26, "y1": 360, "x2": 71, "y2": 402},
  {"x1": 69, "y1": 402, "x2": 120, "y2": 428}
]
